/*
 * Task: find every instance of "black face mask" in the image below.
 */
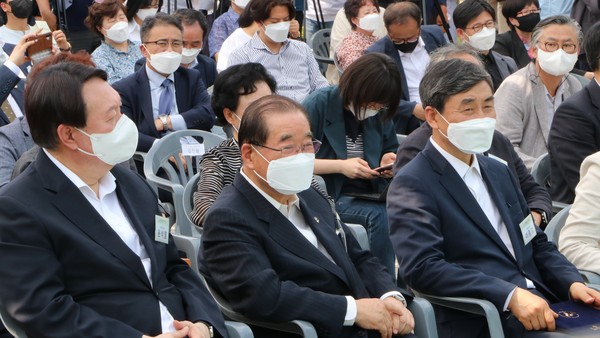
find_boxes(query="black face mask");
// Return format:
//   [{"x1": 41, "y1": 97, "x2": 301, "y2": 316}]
[
  {"x1": 394, "y1": 39, "x2": 419, "y2": 53},
  {"x1": 515, "y1": 13, "x2": 540, "y2": 32},
  {"x1": 8, "y1": 0, "x2": 32, "y2": 19}
]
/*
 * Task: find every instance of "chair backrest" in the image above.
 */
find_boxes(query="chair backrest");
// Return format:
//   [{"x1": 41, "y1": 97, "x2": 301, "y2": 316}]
[
  {"x1": 309, "y1": 28, "x2": 334, "y2": 74},
  {"x1": 144, "y1": 130, "x2": 225, "y2": 236},
  {"x1": 397, "y1": 133, "x2": 407, "y2": 145},
  {"x1": 544, "y1": 204, "x2": 572, "y2": 243},
  {"x1": 333, "y1": 50, "x2": 343, "y2": 76},
  {"x1": 183, "y1": 172, "x2": 201, "y2": 231},
  {"x1": 0, "y1": 305, "x2": 28, "y2": 338},
  {"x1": 531, "y1": 153, "x2": 550, "y2": 189}
]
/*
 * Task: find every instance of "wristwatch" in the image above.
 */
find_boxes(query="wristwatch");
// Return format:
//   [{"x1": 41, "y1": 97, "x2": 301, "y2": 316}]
[
  {"x1": 532, "y1": 208, "x2": 548, "y2": 227},
  {"x1": 197, "y1": 321, "x2": 214, "y2": 338},
  {"x1": 159, "y1": 114, "x2": 169, "y2": 131}
]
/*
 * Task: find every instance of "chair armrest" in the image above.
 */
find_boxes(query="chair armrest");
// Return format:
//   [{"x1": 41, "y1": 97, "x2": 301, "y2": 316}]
[
  {"x1": 171, "y1": 233, "x2": 201, "y2": 273},
  {"x1": 224, "y1": 321, "x2": 254, "y2": 338},
  {"x1": 346, "y1": 223, "x2": 369, "y2": 250},
  {"x1": 407, "y1": 297, "x2": 438, "y2": 338},
  {"x1": 313, "y1": 55, "x2": 335, "y2": 65},
  {"x1": 418, "y1": 294, "x2": 504, "y2": 338},
  {"x1": 552, "y1": 201, "x2": 570, "y2": 214}
]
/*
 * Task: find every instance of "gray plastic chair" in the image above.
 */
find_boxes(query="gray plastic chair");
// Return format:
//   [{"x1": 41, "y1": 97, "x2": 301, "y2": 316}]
[
  {"x1": 531, "y1": 153, "x2": 550, "y2": 189},
  {"x1": 397, "y1": 133, "x2": 408, "y2": 145},
  {"x1": 544, "y1": 204, "x2": 572, "y2": 243},
  {"x1": 144, "y1": 130, "x2": 225, "y2": 236},
  {"x1": 182, "y1": 172, "x2": 201, "y2": 233},
  {"x1": 308, "y1": 28, "x2": 334, "y2": 75}
]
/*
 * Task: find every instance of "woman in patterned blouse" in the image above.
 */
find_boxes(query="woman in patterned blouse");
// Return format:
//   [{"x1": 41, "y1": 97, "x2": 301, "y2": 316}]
[
  {"x1": 85, "y1": 0, "x2": 143, "y2": 84},
  {"x1": 335, "y1": 0, "x2": 381, "y2": 70}
]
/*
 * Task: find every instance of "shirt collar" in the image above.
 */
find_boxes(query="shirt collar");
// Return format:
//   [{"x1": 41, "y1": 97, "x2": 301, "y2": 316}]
[
  {"x1": 43, "y1": 148, "x2": 117, "y2": 200},
  {"x1": 146, "y1": 63, "x2": 175, "y2": 88},
  {"x1": 430, "y1": 137, "x2": 481, "y2": 179},
  {"x1": 240, "y1": 167, "x2": 300, "y2": 213}
]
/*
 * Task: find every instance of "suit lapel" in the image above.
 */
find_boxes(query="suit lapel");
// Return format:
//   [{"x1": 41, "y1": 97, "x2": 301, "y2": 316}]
[
  {"x1": 139, "y1": 68, "x2": 159, "y2": 137},
  {"x1": 38, "y1": 152, "x2": 153, "y2": 288},
  {"x1": 528, "y1": 65, "x2": 551, "y2": 145},
  {"x1": 424, "y1": 144, "x2": 518, "y2": 261},
  {"x1": 324, "y1": 95, "x2": 348, "y2": 160},
  {"x1": 174, "y1": 68, "x2": 187, "y2": 113},
  {"x1": 384, "y1": 38, "x2": 409, "y2": 100}
]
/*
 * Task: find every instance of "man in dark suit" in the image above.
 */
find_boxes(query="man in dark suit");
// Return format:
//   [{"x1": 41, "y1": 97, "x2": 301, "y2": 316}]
[
  {"x1": 0, "y1": 62, "x2": 226, "y2": 338},
  {"x1": 549, "y1": 22, "x2": 600, "y2": 204},
  {"x1": 366, "y1": 1, "x2": 446, "y2": 134},
  {"x1": 388, "y1": 58, "x2": 600, "y2": 338},
  {"x1": 393, "y1": 43, "x2": 552, "y2": 228},
  {"x1": 0, "y1": 34, "x2": 33, "y2": 126},
  {"x1": 113, "y1": 13, "x2": 214, "y2": 153},
  {"x1": 453, "y1": 0, "x2": 518, "y2": 92},
  {"x1": 200, "y1": 95, "x2": 416, "y2": 338}
]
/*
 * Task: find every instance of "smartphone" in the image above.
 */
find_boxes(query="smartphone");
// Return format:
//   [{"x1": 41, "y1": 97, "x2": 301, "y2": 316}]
[
  {"x1": 26, "y1": 32, "x2": 53, "y2": 64},
  {"x1": 374, "y1": 163, "x2": 393, "y2": 173}
]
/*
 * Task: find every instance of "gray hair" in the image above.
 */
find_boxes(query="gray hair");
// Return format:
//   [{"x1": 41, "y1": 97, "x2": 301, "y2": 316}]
[
  {"x1": 429, "y1": 43, "x2": 483, "y2": 66},
  {"x1": 420, "y1": 58, "x2": 493, "y2": 112},
  {"x1": 531, "y1": 15, "x2": 583, "y2": 47},
  {"x1": 140, "y1": 12, "x2": 183, "y2": 43}
]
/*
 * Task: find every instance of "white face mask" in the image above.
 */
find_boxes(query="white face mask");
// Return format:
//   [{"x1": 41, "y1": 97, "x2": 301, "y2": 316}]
[
  {"x1": 104, "y1": 21, "x2": 129, "y2": 43},
  {"x1": 358, "y1": 13, "x2": 379, "y2": 32},
  {"x1": 349, "y1": 105, "x2": 380, "y2": 120},
  {"x1": 76, "y1": 115, "x2": 139, "y2": 166},
  {"x1": 536, "y1": 48, "x2": 578, "y2": 76},
  {"x1": 465, "y1": 27, "x2": 496, "y2": 51},
  {"x1": 145, "y1": 48, "x2": 182, "y2": 74},
  {"x1": 264, "y1": 21, "x2": 290, "y2": 43},
  {"x1": 136, "y1": 7, "x2": 158, "y2": 21},
  {"x1": 437, "y1": 112, "x2": 496, "y2": 154},
  {"x1": 181, "y1": 47, "x2": 201, "y2": 64},
  {"x1": 253, "y1": 147, "x2": 315, "y2": 195},
  {"x1": 234, "y1": 0, "x2": 250, "y2": 8}
]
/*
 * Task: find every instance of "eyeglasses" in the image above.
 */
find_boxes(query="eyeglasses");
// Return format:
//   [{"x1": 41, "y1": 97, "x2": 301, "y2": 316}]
[
  {"x1": 391, "y1": 34, "x2": 419, "y2": 45},
  {"x1": 538, "y1": 41, "x2": 577, "y2": 54},
  {"x1": 516, "y1": 9, "x2": 540, "y2": 17},
  {"x1": 465, "y1": 20, "x2": 495, "y2": 33},
  {"x1": 253, "y1": 140, "x2": 322, "y2": 157},
  {"x1": 143, "y1": 39, "x2": 184, "y2": 49}
]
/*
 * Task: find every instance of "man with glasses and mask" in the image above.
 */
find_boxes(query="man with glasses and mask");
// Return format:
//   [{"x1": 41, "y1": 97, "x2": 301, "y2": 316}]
[
  {"x1": 389, "y1": 57, "x2": 600, "y2": 338},
  {"x1": 200, "y1": 94, "x2": 416, "y2": 338},
  {"x1": 454, "y1": 0, "x2": 518, "y2": 92},
  {"x1": 113, "y1": 12, "x2": 214, "y2": 153},
  {"x1": 495, "y1": 15, "x2": 583, "y2": 170},
  {"x1": 366, "y1": 1, "x2": 446, "y2": 135}
]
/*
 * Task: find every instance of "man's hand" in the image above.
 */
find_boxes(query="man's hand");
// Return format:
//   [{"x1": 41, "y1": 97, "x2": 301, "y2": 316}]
[
  {"x1": 508, "y1": 287, "x2": 557, "y2": 331},
  {"x1": 570, "y1": 282, "x2": 600, "y2": 310},
  {"x1": 412, "y1": 104, "x2": 425, "y2": 121},
  {"x1": 52, "y1": 30, "x2": 71, "y2": 52},
  {"x1": 142, "y1": 320, "x2": 211, "y2": 338},
  {"x1": 142, "y1": 325, "x2": 189, "y2": 338},
  {"x1": 340, "y1": 158, "x2": 379, "y2": 179},
  {"x1": 355, "y1": 298, "x2": 393, "y2": 338},
  {"x1": 531, "y1": 211, "x2": 542, "y2": 226},
  {"x1": 8, "y1": 32, "x2": 39, "y2": 66},
  {"x1": 379, "y1": 152, "x2": 396, "y2": 179},
  {"x1": 383, "y1": 297, "x2": 414, "y2": 335},
  {"x1": 289, "y1": 19, "x2": 300, "y2": 39}
]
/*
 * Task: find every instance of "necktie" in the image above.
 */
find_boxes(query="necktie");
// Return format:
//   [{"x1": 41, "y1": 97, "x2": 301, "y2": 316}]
[
  {"x1": 1, "y1": 99, "x2": 16, "y2": 123},
  {"x1": 159, "y1": 78, "x2": 174, "y2": 117}
]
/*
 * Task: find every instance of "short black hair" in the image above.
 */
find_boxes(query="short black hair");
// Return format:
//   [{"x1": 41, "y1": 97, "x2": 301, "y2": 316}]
[
  {"x1": 453, "y1": 0, "x2": 496, "y2": 30},
  {"x1": 125, "y1": 0, "x2": 164, "y2": 21},
  {"x1": 140, "y1": 12, "x2": 183, "y2": 43},
  {"x1": 172, "y1": 8, "x2": 209, "y2": 39},
  {"x1": 501, "y1": 0, "x2": 539, "y2": 29},
  {"x1": 247, "y1": 0, "x2": 295, "y2": 23},
  {"x1": 339, "y1": 53, "x2": 401, "y2": 121},
  {"x1": 212, "y1": 63, "x2": 277, "y2": 126},
  {"x1": 25, "y1": 63, "x2": 108, "y2": 149},
  {"x1": 585, "y1": 21, "x2": 600, "y2": 71},
  {"x1": 238, "y1": 95, "x2": 308, "y2": 147},
  {"x1": 344, "y1": 0, "x2": 380, "y2": 30},
  {"x1": 383, "y1": 1, "x2": 421, "y2": 28}
]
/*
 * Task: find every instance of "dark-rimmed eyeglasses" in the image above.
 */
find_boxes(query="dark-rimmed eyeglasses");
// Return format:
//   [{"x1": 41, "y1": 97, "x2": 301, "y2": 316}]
[{"x1": 252, "y1": 140, "x2": 322, "y2": 157}]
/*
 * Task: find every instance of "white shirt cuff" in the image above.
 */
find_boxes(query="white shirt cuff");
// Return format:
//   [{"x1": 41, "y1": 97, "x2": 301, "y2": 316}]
[
  {"x1": 504, "y1": 287, "x2": 517, "y2": 312},
  {"x1": 169, "y1": 114, "x2": 187, "y2": 131},
  {"x1": 380, "y1": 291, "x2": 407, "y2": 306},
  {"x1": 344, "y1": 296, "x2": 357, "y2": 326},
  {"x1": 4, "y1": 60, "x2": 21, "y2": 77}
]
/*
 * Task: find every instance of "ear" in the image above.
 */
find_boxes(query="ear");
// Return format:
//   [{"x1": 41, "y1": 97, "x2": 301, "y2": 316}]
[
  {"x1": 240, "y1": 143, "x2": 256, "y2": 170},
  {"x1": 456, "y1": 28, "x2": 468, "y2": 42},
  {"x1": 56, "y1": 124, "x2": 81, "y2": 151},
  {"x1": 424, "y1": 106, "x2": 440, "y2": 130},
  {"x1": 140, "y1": 44, "x2": 149, "y2": 59},
  {"x1": 508, "y1": 17, "x2": 519, "y2": 28},
  {"x1": 223, "y1": 107, "x2": 237, "y2": 126},
  {"x1": 351, "y1": 17, "x2": 360, "y2": 28}
]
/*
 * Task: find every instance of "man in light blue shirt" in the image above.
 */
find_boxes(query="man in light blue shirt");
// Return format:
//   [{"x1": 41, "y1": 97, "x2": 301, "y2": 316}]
[{"x1": 539, "y1": 0, "x2": 574, "y2": 19}]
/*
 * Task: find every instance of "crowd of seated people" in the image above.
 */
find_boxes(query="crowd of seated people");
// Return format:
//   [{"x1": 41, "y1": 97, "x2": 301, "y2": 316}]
[{"x1": 2, "y1": 0, "x2": 600, "y2": 337}]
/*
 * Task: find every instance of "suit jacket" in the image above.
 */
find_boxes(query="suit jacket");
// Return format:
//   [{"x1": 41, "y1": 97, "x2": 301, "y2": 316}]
[
  {"x1": 0, "y1": 116, "x2": 34, "y2": 187},
  {"x1": 302, "y1": 86, "x2": 398, "y2": 199},
  {"x1": 393, "y1": 123, "x2": 552, "y2": 218},
  {"x1": 495, "y1": 63, "x2": 582, "y2": 169},
  {"x1": 366, "y1": 25, "x2": 447, "y2": 134},
  {"x1": 548, "y1": 79, "x2": 600, "y2": 204},
  {"x1": 489, "y1": 49, "x2": 519, "y2": 81},
  {"x1": 113, "y1": 65, "x2": 215, "y2": 152},
  {"x1": 388, "y1": 141, "x2": 583, "y2": 334},
  {"x1": 0, "y1": 61, "x2": 25, "y2": 127},
  {"x1": 134, "y1": 54, "x2": 218, "y2": 89},
  {"x1": 493, "y1": 30, "x2": 530, "y2": 69},
  {"x1": 200, "y1": 174, "x2": 408, "y2": 338},
  {"x1": 0, "y1": 150, "x2": 227, "y2": 338}
]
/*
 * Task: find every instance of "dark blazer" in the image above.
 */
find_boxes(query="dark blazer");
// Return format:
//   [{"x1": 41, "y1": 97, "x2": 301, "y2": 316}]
[
  {"x1": 389, "y1": 141, "x2": 583, "y2": 337},
  {"x1": 113, "y1": 65, "x2": 215, "y2": 152},
  {"x1": 393, "y1": 123, "x2": 552, "y2": 218},
  {"x1": 549, "y1": 80, "x2": 600, "y2": 204},
  {"x1": 0, "y1": 150, "x2": 228, "y2": 338},
  {"x1": 366, "y1": 25, "x2": 447, "y2": 134},
  {"x1": 200, "y1": 174, "x2": 410, "y2": 338},
  {"x1": 490, "y1": 49, "x2": 519, "y2": 81},
  {"x1": 0, "y1": 116, "x2": 34, "y2": 187},
  {"x1": 0, "y1": 56, "x2": 25, "y2": 127},
  {"x1": 134, "y1": 54, "x2": 218, "y2": 88},
  {"x1": 493, "y1": 30, "x2": 530, "y2": 69},
  {"x1": 302, "y1": 86, "x2": 398, "y2": 199}
]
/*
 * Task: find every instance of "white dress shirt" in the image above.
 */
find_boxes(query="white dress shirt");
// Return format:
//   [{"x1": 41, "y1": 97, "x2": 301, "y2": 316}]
[
  {"x1": 216, "y1": 28, "x2": 252, "y2": 72},
  {"x1": 146, "y1": 65, "x2": 187, "y2": 131},
  {"x1": 44, "y1": 149, "x2": 176, "y2": 333},
  {"x1": 398, "y1": 37, "x2": 429, "y2": 104},
  {"x1": 543, "y1": 81, "x2": 565, "y2": 130}
]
